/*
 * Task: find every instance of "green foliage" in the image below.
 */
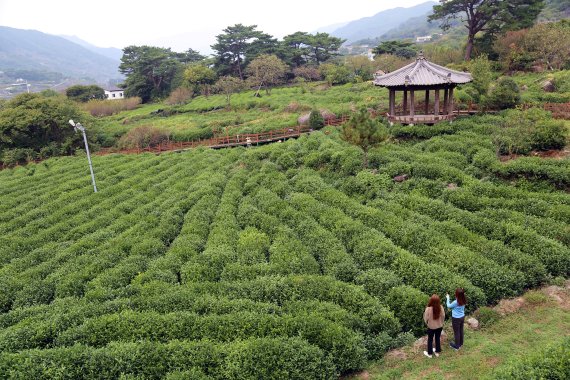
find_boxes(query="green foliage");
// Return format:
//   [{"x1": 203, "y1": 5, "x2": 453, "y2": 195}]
[
  {"x1": 341, "y1": 109, "x2": 389, "y2": 167},
  {"x1": 0, "y1": 92, "x2": 87, "y2": 165},
  {"x1": 308, "y1": 109, "x2": 324, "y2": 130},
  {"x1": 494, "y1": 337, "x2": 570, "y2": 379},
  {"x1": 355, "y1": 268, "x2": 403, "y2": 300},
  {"x1": 469, "y1": 55, "x2": 493, "y2": 102},
  {"x1": 385, "y1": 286, "x2": 429, "y2": 335},
  {"x1": 119, "y1": 46, "x2": 203, "y2": 102},
  {"x1": 486, "y1": 77, "x2": 521, "y2": 110},
  {"x1": 372, "y1": 40, "x2": 417, "y2": 59},
  {"x1": 66, "y1": 85, "x2": 106, "y2": 103},
  {"x1": 523, "y1": 290, "x2": 549, "y2": 305},
  {"x1": 246, "y1": 54, "x2": 288, "y2": 95},
  {"x1": 474, "y1": 306, "x2": 501, "y2": 328},
  {"x1": 320, "y1": 63, "x2": 352, "y2": 85}
]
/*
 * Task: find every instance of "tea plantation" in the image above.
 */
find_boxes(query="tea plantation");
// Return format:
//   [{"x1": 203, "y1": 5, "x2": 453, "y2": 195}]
[{"x1": 0, "y1": 112, "x2": 568, "y2": 379}]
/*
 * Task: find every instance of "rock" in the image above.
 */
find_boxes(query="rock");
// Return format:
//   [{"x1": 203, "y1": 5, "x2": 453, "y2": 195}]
[
  {"x1": 541, "y1": 80, "x2": 556, "y2": 92},
  {"x1": 447, "y1": 183, "x2": 458, "y2": 190},
  {"x1": 466, "y1": 317, "x2": 479, "y2": 329},
  {"x1": 297, "y1": 114, "x2": 310, "y2": 125},
  {"x1": 494, "y1": 297, "x2": 525, "y2": 316},
  {"x1": 520, "y1": 84, "x2": 528, "y2": 91},
  {"x1": 393, "y1": 174, "x2": 409, "y2": 182}
]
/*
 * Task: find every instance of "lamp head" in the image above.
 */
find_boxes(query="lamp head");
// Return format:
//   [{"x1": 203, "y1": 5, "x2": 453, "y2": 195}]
[{"x1": 69, "y1": 119, "x2": 76, "y2": 127}]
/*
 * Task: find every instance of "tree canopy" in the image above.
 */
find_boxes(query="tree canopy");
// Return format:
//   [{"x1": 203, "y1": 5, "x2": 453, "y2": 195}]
[
  {"x1": 119, "y1": 46, "x2": 203, "y2": 102},
  {"x1": 246, "y1": 55, "x2": 288, "y2": 95},
  {"x1": 66, "y1": 85, "x2": 106, "y2": 103},
  {"x1": 429, "y1": 0, "x2": 544, "y2": 61},
  {"x1": 372, "y1": 40, "x2": 417, "y2": 59}
]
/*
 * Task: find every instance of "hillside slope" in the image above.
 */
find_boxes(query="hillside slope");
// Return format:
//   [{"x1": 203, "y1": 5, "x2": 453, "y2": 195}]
[
  {"x1": 0, "y1": 111, "x2": 568, "y2": 377},
  {"x1": 0, "y1": 26, "x2": 121, "y2": 81},
  {"x1": 330, "y1": 1, "x2": 436, "y2": 43}
]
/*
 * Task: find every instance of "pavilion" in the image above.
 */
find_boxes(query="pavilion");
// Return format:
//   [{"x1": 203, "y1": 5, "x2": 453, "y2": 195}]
[{"x1": 373, "y1": 52, "x2": 472, "y2": 125}]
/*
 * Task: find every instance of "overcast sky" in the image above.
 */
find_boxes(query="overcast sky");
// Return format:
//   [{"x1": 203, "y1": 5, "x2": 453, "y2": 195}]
[{"x1": 0, "y1": 0, "x2": 430, "y2": 54}]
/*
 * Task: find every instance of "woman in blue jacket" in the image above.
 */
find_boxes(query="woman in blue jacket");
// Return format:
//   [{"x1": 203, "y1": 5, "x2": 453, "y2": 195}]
[{"x1": 446, "y1": 288, "x2": 466, "y2": 350}]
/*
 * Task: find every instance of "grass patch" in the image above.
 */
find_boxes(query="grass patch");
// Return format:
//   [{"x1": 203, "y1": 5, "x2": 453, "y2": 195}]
[{"x1": 360, "y1": 288, "x2": 570, "y2": 380}]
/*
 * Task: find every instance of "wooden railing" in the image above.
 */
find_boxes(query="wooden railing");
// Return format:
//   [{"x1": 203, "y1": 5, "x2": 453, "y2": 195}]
[{"x1": 98, "y1": 115, "x2": 351, "y2": 156}]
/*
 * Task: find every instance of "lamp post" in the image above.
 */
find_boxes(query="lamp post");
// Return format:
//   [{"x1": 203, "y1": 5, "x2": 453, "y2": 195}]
[{"x1": 69, "y1": 119, "x2": 97, "y2": 193}]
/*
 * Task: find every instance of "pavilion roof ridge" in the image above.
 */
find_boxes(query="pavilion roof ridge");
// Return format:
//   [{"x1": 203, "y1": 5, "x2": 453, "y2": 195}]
[{"x1": 373, "y1": 53, "x2": 472, "y2": 87}]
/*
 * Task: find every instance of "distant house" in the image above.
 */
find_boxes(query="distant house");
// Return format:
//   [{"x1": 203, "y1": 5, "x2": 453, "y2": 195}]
[
  {"x1": 416, "y1": 35, "x2": 432, "y2": 43},
  {"x1": 104, "y1": 86, "x2": 124, "y2": 100}
]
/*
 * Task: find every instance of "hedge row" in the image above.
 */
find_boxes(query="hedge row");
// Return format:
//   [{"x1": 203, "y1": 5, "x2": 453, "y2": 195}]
[{"x1": 0, "y1": 338, "x2": 337, "y2": 380}]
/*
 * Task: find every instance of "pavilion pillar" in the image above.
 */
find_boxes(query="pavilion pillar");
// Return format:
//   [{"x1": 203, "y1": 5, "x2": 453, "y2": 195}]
[
  {"x1": 443, "y1": 89, "x2": 449, "y2": 115},
  {"x1": 389, "y1": 89, "x2": 395, "y2": 116},
  {"x1": 403, "y1": 90, "x2": 408, "y2": 114},
  {"x1": 424, "y1": 90, "x2": 429, "y2": 114},
  {"x1": 434, "y1": 89, "x2": 440, "y2": 116},
  {"x1": 448, "y1": 87, "x2": 454, "y2": 115},
  {"x1": 409, "y1": 90, "x2": 415, "y2": 118}
]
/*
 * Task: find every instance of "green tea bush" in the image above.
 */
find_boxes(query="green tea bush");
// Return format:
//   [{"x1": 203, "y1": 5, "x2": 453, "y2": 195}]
[
  {"x1": 385, "y1": 285, "x2": 429, "y2": 335},
  {"x1": 355, "y1": 268, "x2": 403, "y2": 301}
]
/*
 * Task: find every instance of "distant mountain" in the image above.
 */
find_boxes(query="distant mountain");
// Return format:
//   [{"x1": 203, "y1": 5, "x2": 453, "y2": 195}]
[
  {"x1": 0, "y1": 26, "x2": 121, "y2": 82},
  {"x1": 313, "y1": 22, "x2": 350, "y2": 34},
  {"x1": 329, "y1": 1, "x2": 437, "y2": 43},
  {"x1": 60, "y1": 35, "x2": 123, "y2": 62}
]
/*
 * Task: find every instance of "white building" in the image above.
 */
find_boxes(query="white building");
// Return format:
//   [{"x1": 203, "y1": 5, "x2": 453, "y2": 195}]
[
  {"x1": 104, "y1": 87, "x2": 124, "y2": 100},
  {"x1": 416, "y1": 35, "x2": 432, "y2": 43}
]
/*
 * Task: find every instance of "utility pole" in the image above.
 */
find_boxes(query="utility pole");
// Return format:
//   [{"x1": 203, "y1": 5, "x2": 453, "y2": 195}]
[{"x1": 69, "y1": 120, "x2": 97, "y2": 193}]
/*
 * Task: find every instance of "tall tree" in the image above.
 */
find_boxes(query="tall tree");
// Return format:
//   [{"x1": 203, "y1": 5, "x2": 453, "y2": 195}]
[
  {"x1": 307, "y1": 33, "x2": 345, "y2": 64},
  {"x1": 211, "y1": 24, "x2": 276, "y2": 79},
  {"x1": 65, "y1": 85, "x2": 106, "y2": 103},
  {"x1": 429, "y1": 0, "x2": 544, "y2": 61},
  {"x1": 119, "y1": 46, "x2": 189, "y2": 102},
  {"x1": 281, "y1": 32, "x2": 312, "y2": 67},
  {"x1": 372, "y1": 40, "x2": 417, "y2": 59},
  {"x1": 184, "y1": 65, "x2": 217, "y2": 96},
  {"x1": 245, "y1": 55, "x2": 288, "y2": 95}
]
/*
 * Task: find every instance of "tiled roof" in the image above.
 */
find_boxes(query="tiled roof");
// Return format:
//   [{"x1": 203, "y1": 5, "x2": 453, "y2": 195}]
[{"x1": 373, "y1": 53, "x2": 472, "y2": 87}]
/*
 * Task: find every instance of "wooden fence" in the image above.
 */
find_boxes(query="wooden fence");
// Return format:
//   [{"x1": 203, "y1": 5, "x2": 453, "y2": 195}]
[{"x1": 98, "y1": 115, "x2": 350, "y2": 156}]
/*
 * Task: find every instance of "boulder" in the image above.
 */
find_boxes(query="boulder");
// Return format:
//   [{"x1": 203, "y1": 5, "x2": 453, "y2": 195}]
[
  {"x1": 541, "y1": 80, "x2": 556, "y2": 92},
  {"x1": 466, "y1": 317, "x2": 479, "y2": 330},
  {"x1": 447, "y1": 183, "x2": 458, "y2": 190},
  {"x1": 298, "y1": 114, "x2": 310, "y2": 125},
  {"x1": 520, "y1": 85, "x2": 528, "y2": 91},
  {"x1": 393, "y1": 174, "x2": 409, "y2": 182}
]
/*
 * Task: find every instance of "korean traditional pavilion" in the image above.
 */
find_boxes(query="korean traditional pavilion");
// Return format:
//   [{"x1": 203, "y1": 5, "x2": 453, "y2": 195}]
[{"x1": 373, "y1": 52, "x2": 472, "y2": 124}]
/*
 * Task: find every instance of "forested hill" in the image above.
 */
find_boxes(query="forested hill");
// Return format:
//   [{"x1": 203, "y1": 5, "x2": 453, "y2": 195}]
[
  {"x1": 0, "y1": 26, "x2": 121, "y2": 82},
  {"x1": 329, "y1": 1, "x2": 436, "y2": 43}
]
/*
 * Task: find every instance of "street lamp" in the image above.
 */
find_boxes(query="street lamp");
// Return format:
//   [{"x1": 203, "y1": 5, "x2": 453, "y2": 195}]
[{"x1": 69, "y1": 119, "x2": 98, "y2": 193}]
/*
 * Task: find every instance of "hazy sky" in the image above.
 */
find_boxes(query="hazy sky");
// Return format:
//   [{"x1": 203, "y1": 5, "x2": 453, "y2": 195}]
[{"x1": 0, "y1": 0, "x2": 430, "y2": 53}]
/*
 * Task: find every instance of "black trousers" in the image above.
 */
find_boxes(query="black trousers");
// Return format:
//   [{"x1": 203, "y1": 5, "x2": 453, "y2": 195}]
[
  {"x1": 427, "y1": 327, "x2": 443, "y2": 354},
  {"x1": 452, "y1": 317, "x2": 465, "y2": 347}
]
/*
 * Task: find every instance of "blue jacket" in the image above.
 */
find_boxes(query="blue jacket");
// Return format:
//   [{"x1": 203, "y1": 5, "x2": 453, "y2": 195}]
[{"x1": 446, "y1": 295, "x2": 465, "y2": 318}]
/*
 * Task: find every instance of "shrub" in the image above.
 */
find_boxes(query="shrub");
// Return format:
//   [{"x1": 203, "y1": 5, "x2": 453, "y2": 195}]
[
  {"x1": 486, "y1": 78, "x2": 521, "y2": 110},
  {"x1": 118, "y1": 126, "x2": 171, "y2": 149},
  {"x1": 355, "y1": 268, "x2": 403, "y2": 300},
  {"x1": 165, "y1": 87, "x2": 193, "y2": 105},
  {"x1": 236, "y1": 227, "x2": 270, "y2": 265},
  {"x1": 309, "y1": 110, "x2": 325, "y2": 130},
  {"x1": 523, "y1": 290, "x2": 549, "y2": 305},
  {"x1": 84, "y1": 97, "x2": 142, "y2": 116},
  {"x1": 385, "y1": 285, "x2": 429, "y2": 335},
  {"x1": 223, "y1": 337, "x2": 336, "y2": 380},
  {"x1": 473, "y1": 306, "x2": 501, "y2": 328}
]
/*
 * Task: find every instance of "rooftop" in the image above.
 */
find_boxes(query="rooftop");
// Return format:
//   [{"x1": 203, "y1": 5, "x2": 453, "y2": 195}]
[{"x1": 373, "y1": 52, "x2": 472, "y2": 87}]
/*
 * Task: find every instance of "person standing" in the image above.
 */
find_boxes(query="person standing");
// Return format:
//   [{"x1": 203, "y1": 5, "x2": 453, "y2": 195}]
[
  {"x1": 423, "y1": 294, "x2": 445, "y2": 358},
  {"x1": 447, "y1": 288, "x2": 466, "y2": 350}
]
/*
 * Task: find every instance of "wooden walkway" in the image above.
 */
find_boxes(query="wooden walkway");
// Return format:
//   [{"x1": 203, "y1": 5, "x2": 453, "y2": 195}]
[{"x1": 97, "y1": 115, "x2": 350, "y2": 156}]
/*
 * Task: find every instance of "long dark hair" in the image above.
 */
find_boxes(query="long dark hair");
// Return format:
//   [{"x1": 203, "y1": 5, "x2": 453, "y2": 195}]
[
  {"x1": 455, "y1": 288, "x2": 466, "y2": 306},
  {"x1": 427, "y1": 294, "x2": 441, "y2": 320}
]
